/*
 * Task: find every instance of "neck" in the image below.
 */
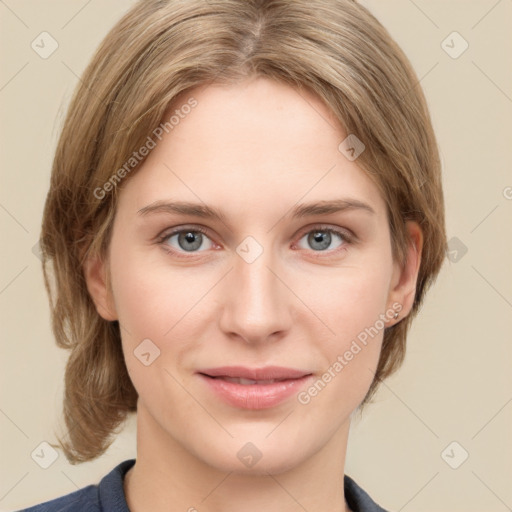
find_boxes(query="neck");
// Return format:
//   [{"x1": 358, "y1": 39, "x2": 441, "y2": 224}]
[{"x1": 124, "y1": 403, "x2": 353, "y2": 512}]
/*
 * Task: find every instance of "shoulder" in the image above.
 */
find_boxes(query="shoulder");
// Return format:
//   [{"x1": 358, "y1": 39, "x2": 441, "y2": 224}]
[
  {"x1": 17, "y1": 459, "x2": 136, "y2": 512},
  {"x1": 17, "y1": 485, "x2": 100, "y2": 512},
  {"x1": 344, "y1": 474, "x2": 391, "y2": 512}
]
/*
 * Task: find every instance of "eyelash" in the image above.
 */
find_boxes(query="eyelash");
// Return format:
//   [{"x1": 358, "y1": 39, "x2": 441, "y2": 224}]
[{"x1": 156, "y1": 224, "x2": 354, "y2": 259}]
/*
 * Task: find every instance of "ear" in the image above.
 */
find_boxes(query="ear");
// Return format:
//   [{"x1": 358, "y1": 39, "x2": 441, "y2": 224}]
[
  {"x1": 386, "y1": 221, "x2": 423, "y2": 323},
  {"x1": 83, "y1": 253, "x2": 118, "y2": 321}
]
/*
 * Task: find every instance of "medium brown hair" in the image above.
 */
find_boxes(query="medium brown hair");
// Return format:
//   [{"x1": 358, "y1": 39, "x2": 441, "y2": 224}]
[{"x1": 41, "y1": 0, "x2": 447, "y2": 463}]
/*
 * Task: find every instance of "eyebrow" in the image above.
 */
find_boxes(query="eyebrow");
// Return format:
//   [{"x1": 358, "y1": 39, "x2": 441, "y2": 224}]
[{"x1": 137, "y1": 198, "x2": 375, "y2": 221}]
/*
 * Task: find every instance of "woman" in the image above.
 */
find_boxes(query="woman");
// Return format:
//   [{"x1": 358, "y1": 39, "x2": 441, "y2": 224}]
[{"x1": 22, "y1": 0, "x2": 446, "y2": 510}]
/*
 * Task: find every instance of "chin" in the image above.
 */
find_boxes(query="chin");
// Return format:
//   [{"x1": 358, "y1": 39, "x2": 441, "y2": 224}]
[
  {"x1": 208, "y1": 446, "x2": 307, "y2": 476},
  {"x1": 189, "y1": 426, "x2": 317, "y2": 476}
]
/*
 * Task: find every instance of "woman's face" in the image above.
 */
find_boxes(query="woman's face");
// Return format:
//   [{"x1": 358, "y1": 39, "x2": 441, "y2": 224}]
[{"x1": 87, "y1": 76, "x2": 420, "y2": 474}]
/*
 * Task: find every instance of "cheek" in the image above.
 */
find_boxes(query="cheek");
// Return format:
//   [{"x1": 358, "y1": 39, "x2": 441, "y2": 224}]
[
  {"x1": 303, "y1": 263, "x2": 391, "y2": 402},
  {"x1": 109, "y1": 245, "x2": 202, "y2": 337},
  {"x1": 312, "y1": 263, "x2": 391, "y2": 342},
  {"x1": 108, "y1": 246, "x2": 218, "y2": 389},
  {"x1": 108, "y1": 250, "x2": 203, "y2": 405}
]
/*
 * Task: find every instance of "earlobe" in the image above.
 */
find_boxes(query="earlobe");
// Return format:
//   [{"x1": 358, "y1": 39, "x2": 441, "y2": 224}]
[
  {"x1": 83, "y1": 253, "x2": 118, "y2": 321},
  {"x1": 387, "y1": 221, "x2": 423, "y2": 322}
]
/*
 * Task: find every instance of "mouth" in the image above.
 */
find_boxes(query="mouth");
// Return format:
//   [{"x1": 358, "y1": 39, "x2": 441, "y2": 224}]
[
  {"x1": 198, "y1": 365, "x2": 311, "y2": 381},
  {"x1": 208, "y1": 376, "x2": 289, "y2": 385},
  {"x1": 197, "y1": 366, "x2": 313, "y2": 409}
]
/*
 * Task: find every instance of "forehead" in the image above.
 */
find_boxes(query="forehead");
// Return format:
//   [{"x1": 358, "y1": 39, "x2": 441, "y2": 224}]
[{"x1": 118, "y1": 77, "x2": 386, "y2": 221}]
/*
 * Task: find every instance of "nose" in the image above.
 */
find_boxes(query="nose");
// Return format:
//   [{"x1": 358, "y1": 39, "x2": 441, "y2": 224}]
[{"x1": 218, "y1": 242, "x2": 293, "y2": 345}]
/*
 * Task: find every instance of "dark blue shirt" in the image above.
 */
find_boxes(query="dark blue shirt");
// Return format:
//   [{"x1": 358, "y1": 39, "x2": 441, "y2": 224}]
[{"x1": 18, "y1": 459, "x2": 390, "y2": 511}]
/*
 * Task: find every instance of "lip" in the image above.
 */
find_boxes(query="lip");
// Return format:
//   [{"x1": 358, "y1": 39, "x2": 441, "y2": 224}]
[{"x1": 197, "y1": 366, "x2": 313, "y2": 410}]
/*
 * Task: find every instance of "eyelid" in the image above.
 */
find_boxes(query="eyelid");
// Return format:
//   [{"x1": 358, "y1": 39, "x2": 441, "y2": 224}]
[
  {"x1": 156, "y1": 224, "x2": 214, "y2": 246},
  {"x1": 295, "y1": 223, "x2": 354, "y2": 242}
]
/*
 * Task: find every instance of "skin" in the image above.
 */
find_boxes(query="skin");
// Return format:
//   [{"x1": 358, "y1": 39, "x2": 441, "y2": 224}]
[{"x1": 85, "y1": 76, "x2": 423, "y2": 512}]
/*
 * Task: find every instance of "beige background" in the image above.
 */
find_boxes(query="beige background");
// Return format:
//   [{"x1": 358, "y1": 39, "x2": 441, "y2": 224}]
[{"x1": 1, "y1": 1, "x2": 511, "y2": 511}]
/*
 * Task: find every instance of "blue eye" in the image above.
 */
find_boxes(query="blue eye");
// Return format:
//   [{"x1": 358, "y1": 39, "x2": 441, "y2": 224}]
[
  {"x1": 297, "y1": 228, "x2": 350, "y2": 252},
  {"x1": 157, "y1": 225, "x2": 352, "y2": 259},
  {"x1": 161, "y1": 227, "x2": 214, "y2": 253}
]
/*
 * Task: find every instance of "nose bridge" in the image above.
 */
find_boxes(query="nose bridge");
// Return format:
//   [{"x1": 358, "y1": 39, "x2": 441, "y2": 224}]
[{"x1": 219, "y1": 236, "x2": 290, "y2": 342}]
